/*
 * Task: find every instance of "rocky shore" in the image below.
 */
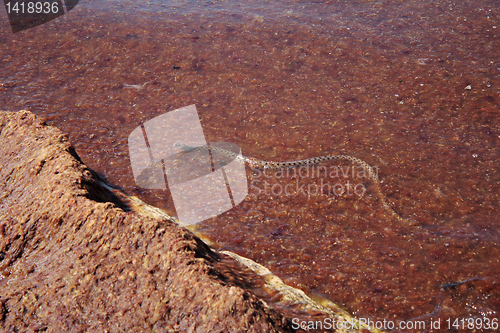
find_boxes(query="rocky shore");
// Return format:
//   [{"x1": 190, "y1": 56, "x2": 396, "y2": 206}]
[{"x1": 0, "y1": 110, "x2": 291, "y2": 332}]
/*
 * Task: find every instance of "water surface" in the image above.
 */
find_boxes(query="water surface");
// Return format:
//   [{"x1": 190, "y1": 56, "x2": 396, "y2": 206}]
[{"x1": 1, "y1": 0, "x2": 499, "y2": 330}]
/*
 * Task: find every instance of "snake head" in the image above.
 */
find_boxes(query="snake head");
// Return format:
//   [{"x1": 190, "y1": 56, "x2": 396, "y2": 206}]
[
  {"x1": 173, "y1": 142, "x2": 190, "y2": 150},
  {"x1": 173, "y1": 142, "x2": 184, "y2": 148},
  {"x1": 173, "y1": 142, "x2": 201, "y2": 152}
]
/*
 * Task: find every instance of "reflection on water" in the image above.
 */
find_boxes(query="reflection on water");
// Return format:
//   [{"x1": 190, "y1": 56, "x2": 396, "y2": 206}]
[{"x1": 1, "y1": 0, "x2": 499, "y2": 328}]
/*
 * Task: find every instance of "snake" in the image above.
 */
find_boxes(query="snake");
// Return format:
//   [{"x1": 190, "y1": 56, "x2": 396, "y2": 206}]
[{"x1": 174, "y1": 143, "x2": 415, "y2": 224}]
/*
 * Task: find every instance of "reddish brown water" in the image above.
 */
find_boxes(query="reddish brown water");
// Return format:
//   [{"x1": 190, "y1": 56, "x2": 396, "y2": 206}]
[{"x1": 1, "y1": 0, "x2": 499, "y2": 331}]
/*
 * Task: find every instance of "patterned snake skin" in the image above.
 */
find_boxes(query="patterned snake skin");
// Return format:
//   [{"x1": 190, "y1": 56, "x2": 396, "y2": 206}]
[{"x1": 174, "y1": 143, "x2": 415, "y2": 224}]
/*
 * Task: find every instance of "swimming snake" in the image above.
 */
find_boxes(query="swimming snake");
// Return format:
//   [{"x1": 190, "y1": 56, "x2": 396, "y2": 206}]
[{"x1": 174, "y1": 143, "x2": 415, "y2": 224}]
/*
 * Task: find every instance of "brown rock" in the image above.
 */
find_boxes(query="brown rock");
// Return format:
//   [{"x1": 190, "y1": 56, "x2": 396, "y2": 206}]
[{"x1": 0, "y1": 110, "x2": 291, "y2": 332}]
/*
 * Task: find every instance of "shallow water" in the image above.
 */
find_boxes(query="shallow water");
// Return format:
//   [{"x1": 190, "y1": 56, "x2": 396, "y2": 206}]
[{"x1": 1, "y1": 0, "x2": 499, "y2": 330}]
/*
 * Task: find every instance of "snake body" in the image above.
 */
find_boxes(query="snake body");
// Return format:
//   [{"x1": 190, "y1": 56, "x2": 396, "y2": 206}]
[{"x1": 174, "y1": 143, "x2": 413, "y2": 224}]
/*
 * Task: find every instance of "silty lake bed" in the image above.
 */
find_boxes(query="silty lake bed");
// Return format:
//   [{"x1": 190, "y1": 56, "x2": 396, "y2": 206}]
[{"x1": 1, "y1": 0, "x2": 499, "y2": 330}]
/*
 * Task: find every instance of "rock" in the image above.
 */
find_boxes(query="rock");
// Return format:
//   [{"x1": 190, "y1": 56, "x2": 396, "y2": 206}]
[{"x1": 0, "y1": 110, "x2": 291, "y2": 332}]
